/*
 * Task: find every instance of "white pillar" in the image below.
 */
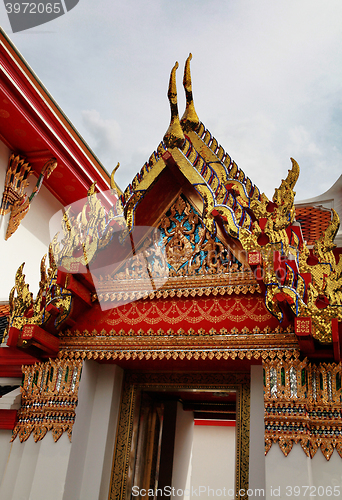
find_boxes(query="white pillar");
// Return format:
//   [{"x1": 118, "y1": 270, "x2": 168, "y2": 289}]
[
  {"x1": 78, "y1": 363, "x2": 123, "y2": 500},
  {"x1": 0, "y1": 437, "x2": 25, "y2": 499},
  {"x1": 0, "y1": 384, "x2": 22, "y2": 486},
  {"x1": 311, "y1": 448, "x2": 342, "y2": 490},
  {"x1": 249, "y1": 365, "x2": 266, "y2": 498},
  {"x1": 0, "y1": 430, "x2": 12, "y2": 485},
  {"x1": 0, "y1": 361, "x2": 123, "y2": 500},
  {"x1": 29, "y1": 433, "x2": 70, "y2": 500},
  {"x1": 62, "y1": 360, "x2": 123, "y2": 500}
]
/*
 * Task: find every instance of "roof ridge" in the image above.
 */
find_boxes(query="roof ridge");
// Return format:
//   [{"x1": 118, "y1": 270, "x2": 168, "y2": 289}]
[{"x1": 194, "y1": 120, "x2": 261, "y2": 202}]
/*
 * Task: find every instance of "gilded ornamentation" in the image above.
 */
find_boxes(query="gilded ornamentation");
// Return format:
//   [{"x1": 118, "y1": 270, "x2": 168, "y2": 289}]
[
  {"x1": 0, "y1": 154, "x2": 31, "y2": 216},
  {"x1": 11, "y1": 358, "x2": 82, "y2": 443},
  {"x1": 98, "y1": 226, "x2": 168, "y2": 290},
  {"x1": 180, "y1": 53, "x2": 199, "y2": 132},
  {"x1": 160, "y1": 195, "x2": 242, "y2": 276},
  {"x1": 108, "y1": 372, "x2": 250, "y2": 500},
  {"x1": 97, "y1": 278, "x2": 259, "y2": 302},
  {"x1": 163, "y1": 62, "x2": 185, "y2": 149},
  {"x1": 103, "y1": 57, "x2": 341, "y2": 347},
  {"x1": 294, "y1": 209, "x2": 342, "y2": 342},
  {"x1": 7, "y1": 250, "x2": 72, "y2": 335},
  {"x1": 123, "y1": 57, "x2": 342, "y2": 344},
  {"x1": 102, "y1": 297, "x2": 273, "y2": 327},
  {"x1": 237, "y1": 158, "x2": 342, "y2": 343},
  {"x1": 4, "y1": 54, "x2": 341, "y2": 408},
  {"x1": 96, "y1": 195, "x2": 257, "y2": 303},
  {"x1": 59, "y1": 348, "x2": 299, "y2": 364},
  {"x1": 0, "y1": 155, "x2": 57, "y2": 239},
  {"x1": 63, "y1": 325, "x2": 290, "y2": 337},
  {"x1": 50, "y1": 182, "x2": 126, "y2": 272},
  {"x1": 110, "y1": 162, "x2": 124, "y2": 198},
  {"x1": 264, "y1": 359, "x2": 342, "y2": 460}
]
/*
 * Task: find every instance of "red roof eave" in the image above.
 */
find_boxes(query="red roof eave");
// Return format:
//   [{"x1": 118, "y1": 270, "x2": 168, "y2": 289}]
[{"x1": 0, "y1": 28, "x2": 111, "y2": 207}]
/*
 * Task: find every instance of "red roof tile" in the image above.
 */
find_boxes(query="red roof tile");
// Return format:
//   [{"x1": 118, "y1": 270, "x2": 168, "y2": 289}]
[{"x1": 295, "y1": 206, "x2": 332, "y2": 246}]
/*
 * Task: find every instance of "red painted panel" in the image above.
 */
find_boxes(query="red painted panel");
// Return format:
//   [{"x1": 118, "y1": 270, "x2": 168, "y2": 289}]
[
  {"x1": 72, "y1": 293, "x2": 284, "y2": 335},
  {"x1": 0, "y1": 409, "x2": 18, "y2": 430},
  {"x1": 194, "y1": 420, "x2": 236, "y2": 427}
]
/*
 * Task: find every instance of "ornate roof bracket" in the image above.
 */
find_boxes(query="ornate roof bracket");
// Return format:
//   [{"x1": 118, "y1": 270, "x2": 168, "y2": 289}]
[{"x1": 0, "y1": 154, "x2": 57, "y2": 239}]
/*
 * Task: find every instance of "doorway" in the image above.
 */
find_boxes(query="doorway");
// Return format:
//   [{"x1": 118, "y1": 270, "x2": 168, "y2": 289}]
[{"x1": 109, "y1": 372, "x2": 250, "y2": 500}]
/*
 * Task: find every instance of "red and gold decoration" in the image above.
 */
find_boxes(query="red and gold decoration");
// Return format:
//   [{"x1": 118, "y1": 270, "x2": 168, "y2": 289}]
[
  {"x1": 264, "y1": 358, "x2": 342, "y2": 460},
  {"x1": 3, "y1": 55, "x2": 341, "y2": 451},
  {"x1": 11, "y1": 358, "x2": 82, "y2": 443},
  {"x1": 0, "y1": 154, "x2": 57, "y2": 239}
]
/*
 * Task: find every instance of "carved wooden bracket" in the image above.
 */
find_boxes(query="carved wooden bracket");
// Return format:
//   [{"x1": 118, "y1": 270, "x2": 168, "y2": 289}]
[{"x1": 0, "y1": 153, "x2": 57, "y2": 239}]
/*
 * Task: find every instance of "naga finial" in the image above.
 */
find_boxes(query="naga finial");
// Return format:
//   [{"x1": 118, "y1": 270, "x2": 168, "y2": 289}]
[
  {"x1": 181, "y1": 53, "x2": 199, "y2": 131},
  {"x1": 163, "y1": 62, "x2": 185, "y2": 148},
  {"x1": 110, "y1": 162, "x2": 123, "y2": 197}
]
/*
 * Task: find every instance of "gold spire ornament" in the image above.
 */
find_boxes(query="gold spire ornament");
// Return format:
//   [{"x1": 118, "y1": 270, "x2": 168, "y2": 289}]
[
  {"x1": 181, "y1": 53, "x2": 199, "y2": 131},
  {"x1": 0, "y1": 155, "x2": 57, "y2": 240},
  {"x1": 163, "y1": 62, "x2": 185, "y2": 148}
]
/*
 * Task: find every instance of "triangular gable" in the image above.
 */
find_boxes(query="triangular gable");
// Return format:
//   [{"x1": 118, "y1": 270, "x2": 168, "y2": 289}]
[
  {"x1": 4, "y1": 55, "x2": 342, "y2": 362},
  {"x1": 95, "y1": 193, "x2": 258, "y2": 306}
]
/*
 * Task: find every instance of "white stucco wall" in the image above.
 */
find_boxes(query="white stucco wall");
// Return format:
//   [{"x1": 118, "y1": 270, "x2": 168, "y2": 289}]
[
  {"x1": 265, "y1": 442, "x2": 342, "y2": 499},
  {"x1": 171, "y1": 403, "x2": 236, "y2": 500},
  {"x1": 190, "y1": 424, "x2": 236, "y2": 500},
  {"x1": 0, "y1": 361, "x2": 123, "y2": 500},
  {"x1": 0, "y1": 140, "x2": 63, "y2": 302},
  {"x1": 171, "y1": 402, "x2": 194, "y2": 499}
]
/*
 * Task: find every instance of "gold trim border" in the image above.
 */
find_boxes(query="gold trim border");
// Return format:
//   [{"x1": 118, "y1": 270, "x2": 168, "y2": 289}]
[
  {"x1": 59, "y1": 348, "x2": 300, "y2": 363},
  {"x1": 108, "y1": 371, "x2": 250, "y2": 500}
]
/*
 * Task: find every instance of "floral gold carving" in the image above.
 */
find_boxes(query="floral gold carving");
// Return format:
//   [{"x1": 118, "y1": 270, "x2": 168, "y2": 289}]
[
  {"x1": 12, "y1": 358, "x2": 82, "y2": 443},
  {"x1": 264, "y1": 358, "x2": 342, "y2": 460},
  {"x1": 0, "y1": 155, "x2": 57, "y2": 239}
]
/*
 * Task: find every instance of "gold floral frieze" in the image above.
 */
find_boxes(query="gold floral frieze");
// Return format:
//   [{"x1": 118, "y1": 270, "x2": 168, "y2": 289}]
[
  {"x1": 59, "y1": 348, "x2": 299, "y2": 363},
  {"x1": 12, "y1": 358, "x2": 82, "y2": 443},
  {"x1": 264, "y1": 358, "x2": 342, "y2": 460}
]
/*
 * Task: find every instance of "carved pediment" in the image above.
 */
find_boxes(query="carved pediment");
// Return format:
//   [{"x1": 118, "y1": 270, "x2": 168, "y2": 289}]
[
  {"x1": 97, "y1": 195, "x2": 258, "y2": 303},
  {"x1": 160, "y1": 195, "x2": 241, "y2": 276}
]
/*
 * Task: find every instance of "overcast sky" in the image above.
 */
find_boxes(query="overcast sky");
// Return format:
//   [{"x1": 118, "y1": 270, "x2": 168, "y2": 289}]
[{"x1": 1, "y1": 0, "x2": 341, "y2": 201}]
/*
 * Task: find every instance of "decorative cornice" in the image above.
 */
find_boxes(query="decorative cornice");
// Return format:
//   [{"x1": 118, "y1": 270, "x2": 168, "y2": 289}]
[{"x1": 58, "y1": 332, "x2": 299, "y2": 361}]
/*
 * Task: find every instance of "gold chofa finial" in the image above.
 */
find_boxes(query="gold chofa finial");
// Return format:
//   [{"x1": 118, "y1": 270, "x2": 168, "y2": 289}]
[
  {"x1": 163, "y1": 62, "x2": 185, "y2": 148},
  {"x1": 181, "y1": 53, "x2": 199, "y2": 131},
  {"x1": 110, "y1": 162, "x2": 123, "y2": 197}
]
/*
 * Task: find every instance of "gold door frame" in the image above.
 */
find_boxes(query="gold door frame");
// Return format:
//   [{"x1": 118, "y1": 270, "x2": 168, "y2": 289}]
[{"x1": 109, "y1": 371, "x2": 250, "y2": 500}]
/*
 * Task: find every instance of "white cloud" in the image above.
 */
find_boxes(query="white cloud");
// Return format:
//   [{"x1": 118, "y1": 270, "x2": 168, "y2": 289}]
[
  {"x1": 82, "y1": 109, "x2": 121, "y2": 168},
  {"x1": 7, "y1": 0, "x2": 342, "y2": 201},
  {"x1": 288, "y1": 126, "x2": 322, "y2": 158}
]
